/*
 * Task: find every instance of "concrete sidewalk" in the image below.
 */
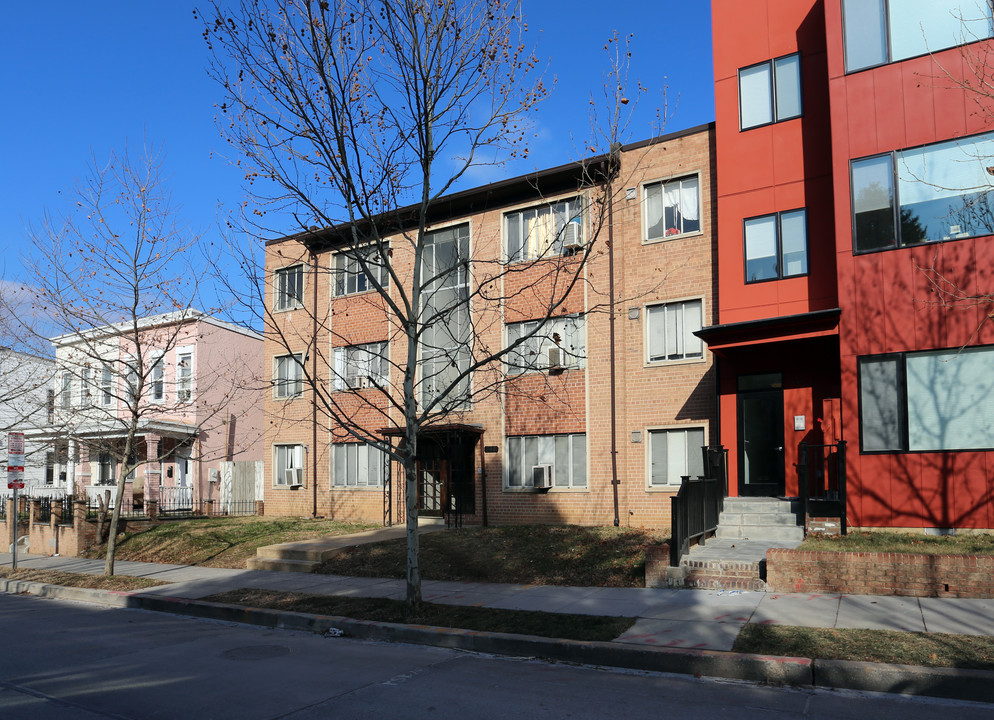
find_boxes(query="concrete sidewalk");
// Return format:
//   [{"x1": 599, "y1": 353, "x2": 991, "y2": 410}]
[{"x1": 4, "y1": 551, "x2": 994, "y2": 652}]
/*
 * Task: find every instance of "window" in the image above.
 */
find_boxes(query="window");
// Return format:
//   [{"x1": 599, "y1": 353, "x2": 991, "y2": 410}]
[
  {"x1": 274, "y1": 264, "x2": 304, "y2": 311},
  {"x1": 98, "y1": 453, "x2": 116, "y2": 485},
  {"x1": 738, "y1": 54, "x2": 802, "y2": 130},
  {"x1": 843, "y1": 0, "x2": 993, "y2": 73},
  {"x1": 334, "y1": 246, "x2": 389, "y2": 296},
  {"x1": 645, "y1": 176, "x2": 700, "y2": 241},
  {"x1": 333, "y1": 342, "x2": 388, "y2": 391},
  {"x1": 274, "y1": 353, "x2": 305, "y2": 398},
  {"x1": 506, "y1": 433, "x2": 586, "y2": 489},
  {"x1": 859, "y1": 346, "x2": 994, "y2": 452},
  {"x1": 125, "y1": 365, "x2": 138, "y2": 404},
  {"x1": 421, "y1": 225, "x2": 471, "y2": 408},
  {"x1": 646, "y1": 299, "x2": 704, "y2": 363},
  {"x1": 59, "y1": 372, "x2": 72, "y2": 408},
  {"x1": 81, "y1": 367, "x2": 94, "y2": 405},
  {"x1": 151, "y1": 356, "x2": 164, "y2": 402},
  {"x1": 851, "y1": 132, "x2": 994, "y2": 252},
  {"x1": 176, "y1": 349, "x2": 193, "y2": 402},
  {"x1": 45, "y1": 452, "x2": 55, "y2": 485},
  {"x1": 101, "y1": 367, "x2": 114, "y2": 406},
  {"x1": 744, "y1": 209, "x2": 808, "y2": 282},
  {"x1": 274, "y1": 444, "x2": 306, "y2": 486},
  {"x1": 505, "y1": 315, "x2": 585, "y2": 374},
  {"x1": 505, "y1": 197, "x2": 584, "y2": 262},
  {"x1": 649, "y1": 427, "x2": 706, "y2": 487},
  {"x1": 332, "y1": 442, "x2": 389, "y2": 487}
]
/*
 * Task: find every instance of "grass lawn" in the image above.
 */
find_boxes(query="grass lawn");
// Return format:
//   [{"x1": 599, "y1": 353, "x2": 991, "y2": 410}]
[
  {"x1": 317, "y1": 525, "x2": 669, "y2": 587},
  {"x1": 734, "y1": 624, "x2": 994, "y2": 670},
  {"x1": 799, "y1": 531, "x2": 994, "y2": 556},
  {"x1": 204, "y1": 588, "x2": 635, "y2": 642},
  {"x1": 0, "y1": 567, "x2": 166, "y2": 591},
  {"x1": 82, "y1": 516, "x2": 379, "y2": 568}
]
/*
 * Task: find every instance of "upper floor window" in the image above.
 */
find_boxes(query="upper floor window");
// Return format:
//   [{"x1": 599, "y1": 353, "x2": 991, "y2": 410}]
[
  {"x1": 101, "y1": 367, "x2": 114, "y2": 406},
  {"x1": 645, "y1": 176, "x2": 700, "y2": 241},
  {"x1": 843, "y1": 0, "x2": 993, "y2": 73},
  {"x1": 744, "y1": 209, "x2": 808, "y2": 282},
  {"x1": 151, "y1": 356, "x2": 164, "y2": 402},
  {"x1": 274, "y1": 264, "x2": 304, "y2": 311},
  {"x1": 47, "y1": 389, "x2": 55, "y2": 424},
  {"x1": 505, "y1": 197, "x2": 584, "y2": 262},
  {"x1": 506, "y1": 433, "x2": 587, "y2": 489},
  {"x1": 738, "y1": 54, "x2": 801, "y2": 130},
  {"x1": 274, "y1": 353, "x2": 305, "y2": 398},
  {"x1": 333, "y1": 342, "x2": 388, "y2": 391},
  {"x1": 59, "y1": 372, "x2": 72, "y2": 408},
  {"x1": 334, "y1": 246, "x2": 389, "y2": 296},
  {"x1": 176, "y1": 348, "x2": 193, "y2": 402},
  {"x1": 332, "y1": 442, "x2": 389, "y2": 487},
  {"x1": 81, "y1": 367, "x2": 94, "y2": 406},
  {"x1": 646, "y1": 299, "x2": 704, "y2": 363},
  {"x1": 649, "y1": 426, "x2": 706, "y2": 487},
  {"x1": 505, "y1": 315, "x2": 586, "y2": 375},
  {"x1": 851, "y1": 132, "x2": 994, "y2": 252}
]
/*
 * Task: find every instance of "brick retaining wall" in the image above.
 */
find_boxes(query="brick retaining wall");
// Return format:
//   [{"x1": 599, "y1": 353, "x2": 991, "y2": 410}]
[{"x1": 766, "y1": 548, "x2": 994, "y2": 598}]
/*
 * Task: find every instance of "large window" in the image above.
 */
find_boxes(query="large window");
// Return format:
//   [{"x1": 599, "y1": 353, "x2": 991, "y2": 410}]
[
  {"x1": 274, "y1": 444, "x2": 305, "y2": 486},
  {"x1": 645, "y1": 176, "x2": 700, "y2": 240},
  {"x1": 744, "y1": 209, "x2": 808, "y2": 282},
  {"x1": 851, "y1": 132, "x2": 994, "y2": 252},
  {"x1": 505, "y1": 197, "x2": 584, "y2": 262},
  {"x1": 274, "y1": 353, "x2": 305, "y2": 398},
  {"x1": 334, "y1": 246, "x2": 389, "y2": 296},
  {"x1": 646, "y1": 299, "x2": 704, "y2": 363},
  {"x1": 843, "y1": 0, "x2": 993, "y2": 73},
  {"x1": 332, "y1": 442, "x2": 389, "y2": 487},
  {"x1": 859, "y1": 346, "x2": 994, "y2": 452},
  {"x1": 506, "y1": 433, "x2": 586, "y2": 489},
  {"x1": 274, "y1": 264, "x2": 304, "y2": 311},
  {"x1": 505, "y1": 315, "x2": 585, "y2": 375},
  {"x1": 649, "y1": 427, "x2": 706, "y2": 487},
  {"x1": 738, "y1": 54, "x2": 802, "y2": 130},
  {"x1": 421, "y1": 225, "x2": 471, "y2": 409},
  {"x1": 333, "y1": 342, "x2": 388, "y2": 391}
]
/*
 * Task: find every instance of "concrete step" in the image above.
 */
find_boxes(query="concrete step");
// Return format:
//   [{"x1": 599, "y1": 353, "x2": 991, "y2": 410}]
[
  {"x1": 245, "y1": 556, "x2": 320, "y2": 573},
  {"x1": 718, "y1": 511, "x2": 801, "y2": 526},
  {"x1": 254, "y1": 544, "x2": 345, "y2": 563},
  {"x1": 715, "y1": 524, "x2": 804, "y2": 542},
  {"x1": 671, "y1": 557, "x2": 767, "y2": 591},
  {"x1": 723, "y1": 497, "x2": 800, "y2": 513}
]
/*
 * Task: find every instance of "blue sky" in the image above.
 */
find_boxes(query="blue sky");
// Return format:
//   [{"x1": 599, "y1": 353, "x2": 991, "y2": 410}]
[{"x1": 0, "y1": 1, "x2": 714, "y2": 327}]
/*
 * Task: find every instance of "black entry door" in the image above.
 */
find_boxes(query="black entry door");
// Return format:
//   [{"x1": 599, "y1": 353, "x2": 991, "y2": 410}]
[{"x1": 738, "y1": 387, "x2": 785, "y2": 497}]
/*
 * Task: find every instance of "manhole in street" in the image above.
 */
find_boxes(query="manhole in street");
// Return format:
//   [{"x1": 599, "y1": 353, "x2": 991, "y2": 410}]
[{"x1": 220, "y1": 645, "x2": 292, "y2": 662}]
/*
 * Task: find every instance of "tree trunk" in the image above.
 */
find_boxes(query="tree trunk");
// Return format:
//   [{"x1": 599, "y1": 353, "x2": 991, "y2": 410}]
[
  {"x1": 404, "y1": 444, "x2": 421, "y2": 606},
  {"x1": 103, "y1": 475, "x2": 128, "y2": 576}
]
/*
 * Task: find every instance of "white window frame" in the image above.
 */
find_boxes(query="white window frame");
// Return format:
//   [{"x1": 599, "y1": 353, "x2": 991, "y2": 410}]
[
  {"x1": 643, "y1": 174, "x2": 702, "y2": 242},
  {"x1": 505, "y1": 315, "x2": 586, "y2": 375},
  {"x1": 98, "y1": 452, "x2": 117, "y2": 486},
  {"x1": 503, "y1": 196, "x2": 585, "y2": 263},
  {"x1": 273, "y1": 353, "x2": 305, "y2": 398},
  {"x1": 332, "y1": 442, "x2": 389, "y2": 488},
  {"x1": 645, "y1": 298, "x2": 705, "y2": 365},
  {"x1": 647, "y1": 425, "x2": 707, "y2": 489},
  {"x1": 273, "y1": 444, "x2": 306, "y2": 486},
  {"x1": 333, "y1": 342, "x2": 388, "y2": 391},
  {"x1": 333, "y1": 245, "x2": 390, "y2": 297},
  {"x1": 100, "y1": 366, "x2": 114, "y2": 407},
  {"x1": 504, "y1": 433, "x2": 587, "y2": 490},
  {"x1": 80, "y1": 367, "x2": 94, "y2": 406},
  {"x1": 274, "y1": 263, "x2": 305, "y2": 311},
  {"x1": 59, "y1": 371, "x2": 72, "y2": 409},
  {"x1": 150, "y1": 353, "x2": 165, "y2": 403},
  {"x1": 176, "y1": 346, "x2": 194, "y2": 403}
]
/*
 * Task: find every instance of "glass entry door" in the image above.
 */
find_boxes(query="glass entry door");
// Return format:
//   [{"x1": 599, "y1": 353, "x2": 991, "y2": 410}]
[{"x1": 737, "y1": 374, "x2": 785, "y2": 497}]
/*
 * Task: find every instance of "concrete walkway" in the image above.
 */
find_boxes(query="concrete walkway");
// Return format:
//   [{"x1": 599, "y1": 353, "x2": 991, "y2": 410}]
[{"x1": 4, "y1": 551, "x2": 994, "y2": 653}]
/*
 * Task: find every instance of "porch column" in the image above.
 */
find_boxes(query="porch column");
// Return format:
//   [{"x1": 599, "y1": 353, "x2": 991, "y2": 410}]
[
  {"x1": 76, "y1": 442, "x2": 91, "y2": 495},
  {"x1": 143, "y1": 434, "x2": 161, "y2": 503}
]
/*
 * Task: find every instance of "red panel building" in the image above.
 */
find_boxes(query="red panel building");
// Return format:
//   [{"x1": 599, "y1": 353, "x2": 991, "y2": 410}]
[{"x1": 709, "y1": 0, "x2": 994, "y2": 530}]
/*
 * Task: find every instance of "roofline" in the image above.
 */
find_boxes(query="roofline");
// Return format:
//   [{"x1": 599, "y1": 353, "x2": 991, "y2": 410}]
[
  {"x1": 267, "y1": 121, "x2": 716, "y2": 250},
  {"x1": 51, "y1": 310, "x2": 263, "y2": 346}
]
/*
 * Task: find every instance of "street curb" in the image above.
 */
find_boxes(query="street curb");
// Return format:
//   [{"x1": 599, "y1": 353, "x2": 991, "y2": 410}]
[{"x1": 4, "y1": 578, "x2": 994, "y2": 703}]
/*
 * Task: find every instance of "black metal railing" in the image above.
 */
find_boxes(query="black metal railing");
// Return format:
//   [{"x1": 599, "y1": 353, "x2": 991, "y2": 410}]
[
  {"x1": 797, "y1": 440, "x2": 847, "y2": 534},
  {"x1": 208, "y1": 500, "x2": 257, "y2": 517},
  {"x1": 669, "y1": 445, "x2": 728, "y2": 567},
  {"x1": 86, "y1": 498, "x2": 148, "y2": 520}
]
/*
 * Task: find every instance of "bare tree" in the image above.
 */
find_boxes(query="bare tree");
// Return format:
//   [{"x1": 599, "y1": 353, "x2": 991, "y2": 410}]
[
  {"x1": 200, "y1": 0, "x2": 647, "y2": 604},
  {"x1": 14, "y1": 145, "x2": 234, "y2": 575}
]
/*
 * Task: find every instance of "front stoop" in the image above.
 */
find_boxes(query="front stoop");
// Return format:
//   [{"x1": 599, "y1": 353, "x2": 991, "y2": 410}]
[{"x1": 677, "y1": 558, "x2": 768, "y2": 592}]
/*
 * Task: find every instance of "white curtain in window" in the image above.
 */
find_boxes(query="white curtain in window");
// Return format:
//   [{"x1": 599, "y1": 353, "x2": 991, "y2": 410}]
[
  {"x1": 645, "y1": 183, "x2": 664, "y2": 238},
  {"x1": 680, "y1": 177, "x2": 700, "y2": 222}
]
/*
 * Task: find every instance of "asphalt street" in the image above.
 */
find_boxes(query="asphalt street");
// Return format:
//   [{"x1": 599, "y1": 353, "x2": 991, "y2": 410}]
[{"x1": 2, "y1": 593, "x2": 992, "y2": 720}]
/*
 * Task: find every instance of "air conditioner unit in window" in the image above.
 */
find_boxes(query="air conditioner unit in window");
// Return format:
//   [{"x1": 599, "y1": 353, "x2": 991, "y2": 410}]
[
  {"x1": 285, "y1": 468, "x2": 304, "y2": 487},
  {"x1": 532, "y1": 464, "x2": 553, "y2": 489},
  {"x1": 562, "y1": 223, "x2": 583, "y2": 253},
  {"x1": 547, "y1": 346, "x2": 563, "y2": 373}
]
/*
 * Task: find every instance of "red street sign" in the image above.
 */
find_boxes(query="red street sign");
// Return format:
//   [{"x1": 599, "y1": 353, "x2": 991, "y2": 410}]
[{"x1": 7, "y1": 482, "x2": 24, "y2": 490}]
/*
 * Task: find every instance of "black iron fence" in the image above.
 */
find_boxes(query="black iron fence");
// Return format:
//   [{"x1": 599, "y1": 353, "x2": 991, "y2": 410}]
[
  {"x1": 669, "y1": 445, "x2": 728, "y2": 567},
  {"x1": 797, "y1": 440, "x2": 847, "y2": 534}
]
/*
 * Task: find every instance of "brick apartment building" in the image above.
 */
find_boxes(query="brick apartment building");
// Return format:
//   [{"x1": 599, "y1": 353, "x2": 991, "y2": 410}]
[
  {"x1": 263, "y1": 124, "x2": 717, "y2": 528},
  {"x1": 708, "y1": 0, "x2": 994, "y2": 531}
]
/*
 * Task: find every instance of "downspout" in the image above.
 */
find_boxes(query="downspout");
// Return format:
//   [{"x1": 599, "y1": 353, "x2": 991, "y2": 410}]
[
  {"x1": 312, "y1": 248, "x2": 319, "y2": 518},
  {"x1": 479, "y1": 437, "x2": 488, "y2": 527},
  {"x1": 607, "y1": 148, "x2": 620, "y2": 528}
]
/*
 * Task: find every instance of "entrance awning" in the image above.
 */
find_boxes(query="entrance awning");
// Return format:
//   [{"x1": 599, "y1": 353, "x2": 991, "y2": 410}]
[
  {"x1": 378, "y1": 423, "x2": 485, "y2": 437},
  {"x1": 696, "y1": 308, "x2": 840, "y2": 354}
]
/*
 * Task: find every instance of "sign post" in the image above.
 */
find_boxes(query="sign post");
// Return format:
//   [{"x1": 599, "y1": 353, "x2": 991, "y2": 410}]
[{"x1": 7, "y1": 432, "x2": 25, "y2": 570}]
